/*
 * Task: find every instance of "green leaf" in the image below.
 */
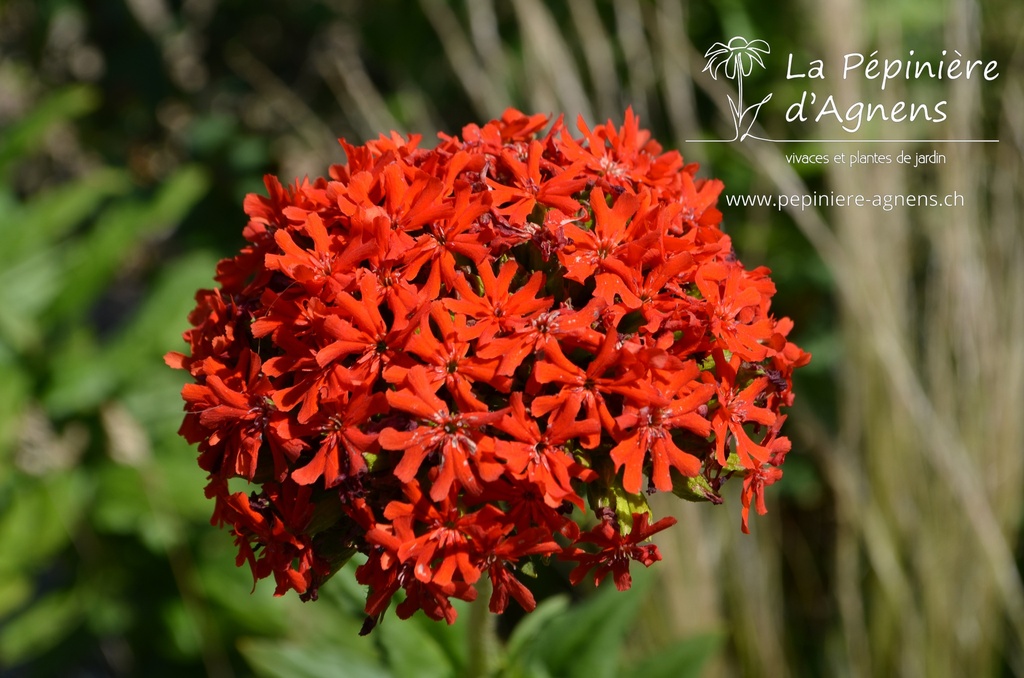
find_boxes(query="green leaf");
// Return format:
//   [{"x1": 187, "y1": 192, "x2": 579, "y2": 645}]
[
  {"x1": 41, "y1": 210, "x2": 215, "y2": 420},
  {"x1": 40, "y1": 327, "x2": 115, "y2": 416},
  {"x1": 82, "y1": 589, "x2": 134, "y2": 637},
  {"x1": 138, "y1": 509, "x2": 184, "y2": 552},
  {"x1": 0, "y1": 167, "x2": 132, "y2": 267},
  {"x1": 240, "y1": 640, "x2": 393, "y2": 678},
  {"x1": 102, "y1": 251, "x2": 219, "y2": 387},
  {"x1": 0, "y1": 85, "x2": 99, "y2": 178},
  {"x1": 517, "y1": 575, "x2": 653, "y2": 678},
  {"x1": 505, "y1": 594, "x2": 570, "y2": 659},
  {"x1": 162, "y1": 600, "x2": 203, "y2": 659},
  {"x1": 44, "y1": 164, "x2": 209, "y2": 325},
  {"x1": 229, "y1": 136, "x2": 270, "y2": 171},
  {"x1": 586, "y1": 457, "x2": 652, "y2": 532},
  {"x1": 0, "y1": 248, "x2": 63, "y2": 352},
  {"x1": 90, "y1": 460, "x2": 183, "y2": 549},
  {"x1": 0, "y1": 576, "x2": 31, "y2": 619},
  {"x1": 622, "y1": 632, "x2": 725, "y2": 678},
  {"x1": 186, "y1": 113, "x2": 238, "y2": 154},
  {"x1": 416, "y1": 597, "x2": 470, "y2": 672},
  {"x1": 724, "y1": 453, "x2": 746, "y2": 474},
  {"x1": 197, "y1": 556, "x2": 293, "y2": 637},
  {"x1": 90, "y1": 463, "x2": 150, "y2": 535},
  {"x1": 377, "y1": 611, "x2": 454, "y2": 678},
  {"x1": 565, "y1": 577, "x2": 652, "y2": 678},
  {"x1": 774, "y1": 455, "x2": 823, "y2": 506},
  {"x1": 0, "y1": 361, "x2": 30, "y2": 454},
  {"x1": 145, "y1": 432, "x2": 215, "y2": 524},
  {"x1": 0, "y1": 590, "x2": 83, "y2": 666},
  {"x1": 0, "y1": 474, "x2": 89, "y2": 577}
]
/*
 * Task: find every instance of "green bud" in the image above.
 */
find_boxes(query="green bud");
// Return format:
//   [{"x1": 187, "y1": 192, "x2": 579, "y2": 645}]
[{"x1": 364, "y1": 451, "x2": 388, "y2": 473}]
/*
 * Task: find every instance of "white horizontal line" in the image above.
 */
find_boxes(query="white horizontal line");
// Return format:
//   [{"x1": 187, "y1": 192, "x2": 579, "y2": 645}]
[{"x1": 684, "y1": 138, "x2": 1000, "y2": 143}]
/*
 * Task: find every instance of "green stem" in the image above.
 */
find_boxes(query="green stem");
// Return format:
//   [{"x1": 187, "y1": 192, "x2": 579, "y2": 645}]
[{"x1": 466, "y1": 577, "x2": 497, "y2": 678}]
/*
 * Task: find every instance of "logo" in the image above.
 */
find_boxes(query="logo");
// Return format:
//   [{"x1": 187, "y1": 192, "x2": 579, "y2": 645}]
[
  {"x1": 690, "y1": 37, "x2": 1000, "y2": 145},
  {"x1": 700, "y1": 37, "x2": 773, "y2": 142}
]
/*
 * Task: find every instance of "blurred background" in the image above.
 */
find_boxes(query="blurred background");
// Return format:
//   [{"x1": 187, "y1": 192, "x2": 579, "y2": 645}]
[{"x1": 1, "y1": 0, "x2": 1022, "y2": 676}]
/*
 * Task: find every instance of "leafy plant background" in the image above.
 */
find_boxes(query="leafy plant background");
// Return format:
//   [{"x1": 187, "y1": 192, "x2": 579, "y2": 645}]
[{"x1": 1, "y1": 1, "x2": 1021, "y2": 676}]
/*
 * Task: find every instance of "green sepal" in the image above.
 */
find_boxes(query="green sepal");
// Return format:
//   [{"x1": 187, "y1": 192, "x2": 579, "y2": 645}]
[
  {"x1": 610, "y1": 486, "x2": 651, "y2": 534},
  {"x1": 670, "y1": 469, "x2": 723, "y2": 504},
  {"x1": 724, "y1": 452, "x2": 746, "y2": 474},
  {"x1": 586, "y1": 457, "x2": 652, "y2": 534}
]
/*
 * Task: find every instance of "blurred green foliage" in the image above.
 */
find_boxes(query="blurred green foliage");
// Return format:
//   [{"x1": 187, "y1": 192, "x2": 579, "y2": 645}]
[
  {"x1": 0, "y1": 84, "x2": 217, "y2": 673},
  {"x1": 3, "y1": 0, "x2": 1020, "y2": 676}
]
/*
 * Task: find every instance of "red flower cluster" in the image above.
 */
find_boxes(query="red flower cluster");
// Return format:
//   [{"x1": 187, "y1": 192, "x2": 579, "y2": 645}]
[{"x1": 167, "y1": 108, "x2": 809, "y2": 630}]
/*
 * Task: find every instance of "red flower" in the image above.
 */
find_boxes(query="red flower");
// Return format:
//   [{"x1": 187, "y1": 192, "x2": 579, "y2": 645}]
[
  {"x1": 444, "y1": 259, "x2": 551, "y2": 345},
  {"x1": 356, "y1": 551, "x2": 475, "y2": 631},
  {"x1": 378, "y1": 367, "x2": 503, "y2": 502},
  {"x1": 265, "y1": 212, "x2": 372, "y2": 297},
  {"x1": 374, "y1": 482, "x2": 482, "y2": 587},
  {"x1": 464, "y1": 510, "x2": 560, "y2": 613},
  {"x1": 488, "y1": 139, "x2": 587, "y2": 225},
  {"x1": 383, "y1": 302, "x2": 509, "y2": 411},
  {"x1": 493, "y1": 393, "x2": 597, "y2": 508},
  {"x1": 475, "y1": 301, "x2": 604, "y2": 377},
  {"x1": 695, "y1": 262, "x2": 775, "y2": 362},
  {"x1": 706, "y1": 349, "x2": 777, "y2": 469},
  {"x1": 168, "y1": 107, "x2": 807, "y2": 628},
  {"x1": 470, "y1": 476, "x2": 581, "y2": 542},
  {"x1": 317, "y1": 274, "x2": 425, "y2": 371},
  {"x1": 531, "y1": 329, "x2": 638, "y2": 445},
  {"x1": 565, "y1": 512, "x2": 677, "y2": 591},
  {"x1": 591, "y1": 253, "x2": 695, "y2": 333},
  {"x1": 560, "y1": 187, "x2": 642, "y2": 283},
  {"x1": 291, "y1": 387, "x2": 385, "y2": 486},
  {"x1": 559, "y1": 108, "x2": 681, "y2": 191},
  {"x1": 610, "y1": 362, "x2": 715, "y2": 494},
  {"x1": 740, "y1": 415, "x2": 791, "y2": 533},
  {"x1": 216, "y1": 483, "x2": 324, "y2": 597},
  {"x1": 179, "y1": 350, "x2": 303, "y2": 481},
  {"x1": 400, "y1": 184, "x2": 491, "y2": 287}
]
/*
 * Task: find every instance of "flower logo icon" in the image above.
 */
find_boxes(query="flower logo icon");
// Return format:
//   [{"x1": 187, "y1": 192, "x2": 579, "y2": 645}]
[{"x1": 702, "y1": 37, "x2": 773, "y2": 141}]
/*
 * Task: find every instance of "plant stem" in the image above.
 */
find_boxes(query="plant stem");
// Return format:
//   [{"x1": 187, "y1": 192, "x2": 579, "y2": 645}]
[{"x1": 466, "y1": 578, "x2": 496, "y2": 678}]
